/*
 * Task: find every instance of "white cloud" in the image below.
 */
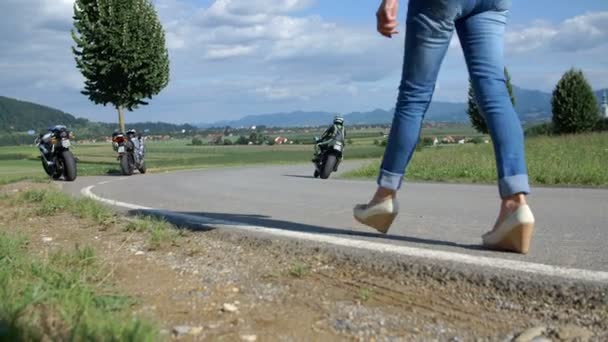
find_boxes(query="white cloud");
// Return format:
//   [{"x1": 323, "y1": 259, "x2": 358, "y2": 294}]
[
  {"x1": 204, "y1": 45, "x2": 257, "y2": 60},
  {"x1": 0, "y1": 0, "x2": 606, "y2": 123},
  {"x1": 506, "y1": 12, "x2": 608, "y2": 54}
]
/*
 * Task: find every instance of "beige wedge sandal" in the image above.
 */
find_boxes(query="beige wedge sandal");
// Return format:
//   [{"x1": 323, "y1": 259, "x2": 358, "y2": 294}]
[
  {"x1": 353, "y1": 199, "x2": 399, "y2": 234},
  {"x1": 482, "y1": 204, "x2": 535, "y2": 254}
]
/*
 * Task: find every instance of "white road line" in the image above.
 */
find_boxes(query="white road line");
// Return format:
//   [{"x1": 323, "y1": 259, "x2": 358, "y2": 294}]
[{"x1": 81, "y1": 185, "x2": 608, "y2": 284}]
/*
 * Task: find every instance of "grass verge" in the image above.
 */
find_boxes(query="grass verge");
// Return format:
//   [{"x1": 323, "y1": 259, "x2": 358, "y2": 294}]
[
  {"x1": 0, "y1": 230, "x2": 156, "y2": 340},
  {"x1": 0, "y1": 186, "x2": 194, "y2": 339},
  {"x1": 344, "y1": 133, "x2": 608, "y2": 187}
]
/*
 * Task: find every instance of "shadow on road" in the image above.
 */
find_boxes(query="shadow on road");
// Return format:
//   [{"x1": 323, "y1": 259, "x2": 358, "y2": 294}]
[
  {"x1": 282, "y1": 174, "x2": 316, "y2": 179},
  {"x1": 128, "y1": 209, "x2": 484, "y2": 252}
]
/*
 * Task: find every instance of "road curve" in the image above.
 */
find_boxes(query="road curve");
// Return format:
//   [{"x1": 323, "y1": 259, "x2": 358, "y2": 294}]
[{"x1": 62, "y1": 163, "x2": 608, "y2": 283}]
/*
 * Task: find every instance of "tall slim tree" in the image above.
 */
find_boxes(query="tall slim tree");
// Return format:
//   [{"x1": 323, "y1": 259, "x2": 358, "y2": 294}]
[
  {"x1": 72, "y1": 0, "x2": 170, "y2": 133},
  {"x1": 467, "y1": 67, "x2": 516, "y2": 134},
  {"x1": 551, "y1": 68, "x2": 600, "y2": 135}
]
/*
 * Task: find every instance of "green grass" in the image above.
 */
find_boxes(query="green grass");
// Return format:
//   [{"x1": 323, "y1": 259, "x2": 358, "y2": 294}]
[
  {"x1": 288, "y1": 262, "x2": 310, "y2": 278},
  {"x1": 124, "y1": 216, "x2": 184, "y2": 251},
  {"x1": 17, "y1": 189, "x2": 116, "y2": 227},
  {"x1": 0, "y1": 188, "x2": 196, "y2": 339},
  {"x1": 345, "y1": 133, "x2": 608, "y2": 187},
  {"x1": 358, "y1": 288, "x2": 373, "y2": 302},
  {"x1": 0, "y1": 232, "x2": 157, "y2": 340},
  {"x1": 0, "y1": 140, "x2": 385, "y2": 183},
  {"x1": 16, "y1": 189, "x2": 183, "y2": 251}
]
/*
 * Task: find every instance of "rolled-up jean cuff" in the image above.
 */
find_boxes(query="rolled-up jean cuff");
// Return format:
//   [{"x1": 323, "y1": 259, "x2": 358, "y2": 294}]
[
  {"x1": 377, "y1": 169, "x2": 403, "y2": 190},
  {"x1": 499, "y1": 174, "x2": 530, "y2": 198}
]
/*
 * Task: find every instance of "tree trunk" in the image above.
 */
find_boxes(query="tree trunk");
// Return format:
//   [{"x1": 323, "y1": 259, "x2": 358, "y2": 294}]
[{"x1": 117, "y1": 106, "x2": 126, "y2": 133}]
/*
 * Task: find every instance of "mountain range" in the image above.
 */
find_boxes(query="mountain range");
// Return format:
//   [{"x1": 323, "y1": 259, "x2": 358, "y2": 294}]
[{"x1": 200, "y1": 86, "x2": 607, "y2": 128}]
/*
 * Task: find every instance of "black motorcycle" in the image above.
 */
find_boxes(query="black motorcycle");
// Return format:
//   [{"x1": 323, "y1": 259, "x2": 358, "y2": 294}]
[
  {"x1": 35, "y1": 126, "x2": 77, "y2": 181},
  {"x1": 112, "y1": 131, "x2": 146, "y2": 176},
  {"x1": 313, "y1": 137, "x2": 344, "y2": 179}
]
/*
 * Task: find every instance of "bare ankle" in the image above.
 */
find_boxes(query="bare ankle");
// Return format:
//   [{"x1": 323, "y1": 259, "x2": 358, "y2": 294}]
[
  {"x1": 372, "y1": 187, "x2": 396, "y2": 203},
  {"x1": 501, "y1": 193, "x2": 527, "y2": 210}
]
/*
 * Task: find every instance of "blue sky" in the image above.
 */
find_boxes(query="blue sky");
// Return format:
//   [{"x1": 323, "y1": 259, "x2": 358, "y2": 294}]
[{"x1": 0, "y1": 0, "x2": 607, "y2": 124}]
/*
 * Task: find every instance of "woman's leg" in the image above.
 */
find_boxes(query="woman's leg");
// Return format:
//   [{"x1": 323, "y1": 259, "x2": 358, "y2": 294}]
[
  {"x1": 375, "y1": 1, "x2": 457, "y2": 201},
  {"x1": 456, "y1": 9, "x2": 530, "y2": 201}
]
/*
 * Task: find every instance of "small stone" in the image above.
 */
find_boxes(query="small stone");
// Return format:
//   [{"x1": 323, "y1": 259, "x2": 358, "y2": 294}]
[
  {"x1": 159, "y1": 329, "x2": 170, "y2": 335},
  {"x1": 232, "y1": 287, "x2": 240, "y2": 293},
  {"x1": 135, "y1": 251, "x2": 145, "y2": 256},
  {"x1": 555, "y1": 325, "x2": 594, "y2": 341},
  {"x1": 172, "y1": 325, "x2": 191, "y2": 337},
  {"x1": 42, "y1": 237, "x2": 53, "y2": 242},
  {"x1": 222, "y1": 303, "x2": 238, "y2": 313},
  {"x1": 514, "y1": 326, "x2": 547, "y2": 342},
  {"x1": 189, "y1": 326, "x2": 203, "y2": 335},
  {"x1": 240, "y1": 334, "x2": 257, "y2": 342}
]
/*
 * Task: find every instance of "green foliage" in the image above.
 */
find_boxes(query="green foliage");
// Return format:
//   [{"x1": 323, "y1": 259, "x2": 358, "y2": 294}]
[
  {"x1": 421, "y1": 136, "x2": 435, "y2": 147},
  {"x1": 525, "y1": 122, "x2": 554, "y2": 137},
  {"x1": 552, "y1": 69, "x2": 600, "y2": 134},
  {"x1": 594, "y1": 118, "x2": 608, "y2": 132},
  {"x1": 0, "y1": 96, "x2": 79, "y2": 132},
  {"x1": 235, "y1": 136, "x2": 250, "y2": 145},
  {"x1": 467, "y1": 68, "x2": 516, "y2": 134},
  {"x1": 469, "y1": 136, "x2": 485, "y2": 144},
  {"x1": 72, "y1": 0, "x2": 170, "y2": 130},
  {"x1": 191, "y1": 137, "x2": 204, "y2": 146}
]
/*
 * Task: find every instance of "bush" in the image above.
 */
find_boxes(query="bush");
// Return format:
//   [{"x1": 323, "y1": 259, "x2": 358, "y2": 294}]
[
  {"x1": 235, "y1": 136, "x2": 249, "y2": 145},
  {"x1": 552, "y1": 68, "x2": 600, "y2": 134},
  {"x1": 373, "y1": 139, "x2": 379, "y2": 146},
  {"x1": 421, "y1": 136, "x2": 435, "y2": 147},
  {"x1": 347, "y1": 138, "x2": 353, "y2": 145},
  {"x1": 525, "y1": 122, "x2": 554, "y2": 137},
  {"x1": 222, "y1": 139, "x2": 233, "y2": 146},
  {"x1": 594, "y1": 118, "x2": 608, "y2": 132},
  {"x1": 470, "y1": 136, "x2": 485, "y2": 144},
  {"x1": 380, "y1": 140, "x2": 387, "y2": 147},
  {"x1": 191, "y1": 137, "x2": 203, "y2": 146}
]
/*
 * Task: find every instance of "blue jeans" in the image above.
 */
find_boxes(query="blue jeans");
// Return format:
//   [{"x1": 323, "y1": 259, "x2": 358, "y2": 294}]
[{"x1": 378, "y1": 0, "x2": 530, "y2": 198}]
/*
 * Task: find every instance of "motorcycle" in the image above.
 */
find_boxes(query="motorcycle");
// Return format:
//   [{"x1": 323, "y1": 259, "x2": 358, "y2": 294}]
[
  {"x1": 35, "y1": 126, "x2": 77, "y2": 181},
  {"x1": 112, "y1": 131, "x2": 146, "y2": 176},
  {"x1": 312, "y1": 137, "x2": 344, "y2": 179}
]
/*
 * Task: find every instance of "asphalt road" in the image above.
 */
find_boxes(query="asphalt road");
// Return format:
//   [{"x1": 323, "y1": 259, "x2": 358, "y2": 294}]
[{"x1": 63, "y1": 163, "x2": 608, "y2": 280}]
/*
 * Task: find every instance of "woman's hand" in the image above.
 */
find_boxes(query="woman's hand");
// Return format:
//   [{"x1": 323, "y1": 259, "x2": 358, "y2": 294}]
[{"x1": 376, "y1": 0, "x2": 399, "y2": 38}]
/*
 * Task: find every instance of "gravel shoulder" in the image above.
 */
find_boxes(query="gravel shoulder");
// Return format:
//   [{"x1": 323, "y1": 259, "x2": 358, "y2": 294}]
[{"x1": 2, "y1": 182, "x2": 606, "y2": 341}]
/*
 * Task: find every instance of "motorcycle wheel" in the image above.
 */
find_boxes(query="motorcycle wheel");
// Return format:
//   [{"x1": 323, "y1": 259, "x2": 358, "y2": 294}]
[
  {"x1": 41, "y1": 157, "x2": 53, "y2": 176},
  {"x1": 320, "y1": 154, "x2": 337, "y2": 179},
  {"x1": 138, "y1": 160, "x2": 147, "y2": 174},
  {"x1": 120, "y1": 154, "x2": 135, "y2": 176},
  {"x1": 61, "y1": 150, "x2": 77, "y2": 181}
]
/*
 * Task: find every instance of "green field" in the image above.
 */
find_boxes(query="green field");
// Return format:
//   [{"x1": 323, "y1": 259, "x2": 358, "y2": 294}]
[
  {"x1": 345, "y1": 133, "x2": 608, "y2": 187},
  {"x1": 0, "y1": 139, "x2": 385, "y2": 183},
  {"x1": 2, "y1": 132, "x2": 606, "y2": 188}
]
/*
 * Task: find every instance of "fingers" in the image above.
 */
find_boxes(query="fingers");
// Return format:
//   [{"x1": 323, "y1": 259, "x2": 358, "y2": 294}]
[
  {"x1": 376, "y1": 2, "x2": 399, "y2": 38},
  {"x1": 377, "y1": 15, "x2": 399, "y2": 37}
]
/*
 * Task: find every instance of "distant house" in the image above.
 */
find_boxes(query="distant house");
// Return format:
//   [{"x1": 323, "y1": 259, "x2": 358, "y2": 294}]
[
  {"x1": 274, "y1": 136, "x2": 289, "y2": 145},
  {"x1": 442, "y1": 136, "x2": 455, "y2": 144},
  {"x1": 208, "y1": 133, "x2": 223, "y2": 145}
]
